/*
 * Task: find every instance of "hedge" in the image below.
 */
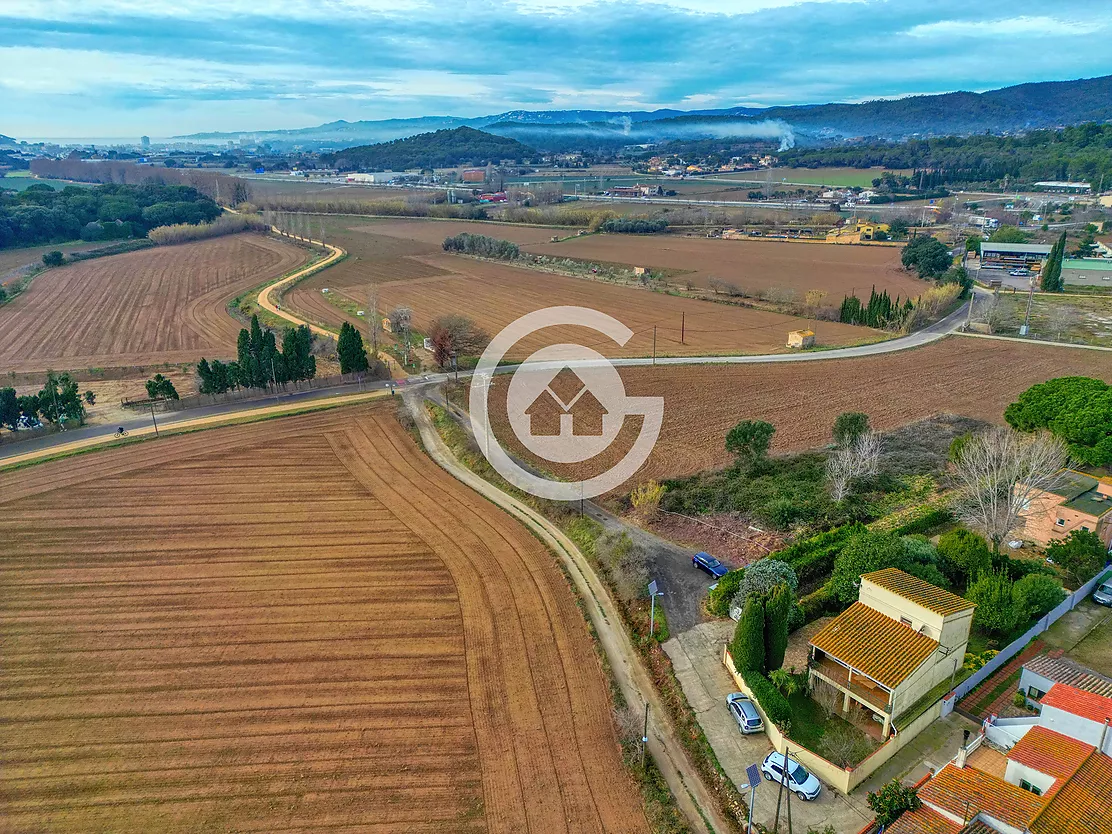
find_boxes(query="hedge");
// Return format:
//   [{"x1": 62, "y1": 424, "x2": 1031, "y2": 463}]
[
  {"x1": 799, "y1": 584, "x2": 840, "y2": 623},
  {"x1": 891, "y1": 508, "x2": 953, "y2": 537},
  {"x1": 776, "y1": 522, "x2": 865, "y2": 585},
  {"x1": 706, "y1": 568, "x2": 745, "y2": 617},
  {"x1": 742, "y1": 670, "x2": 791, "y2": 729}
]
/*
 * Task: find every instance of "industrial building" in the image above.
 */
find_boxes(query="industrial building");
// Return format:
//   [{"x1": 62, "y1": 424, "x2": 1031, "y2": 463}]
[
  {"x1": 979, "y1": 241, "x2": 1052, "y2": 271},
  {"x1": 1033, "y1": 181, "x2": 1092, "y2": 194}
]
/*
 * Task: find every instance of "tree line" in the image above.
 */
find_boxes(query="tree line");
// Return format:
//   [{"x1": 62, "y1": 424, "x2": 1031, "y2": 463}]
[
  {"x1": 0, "y1": 181, "x2": 222, "y2": 250},
  {"x1": 322, "y1": 126, "x2": 534, "y2": 172},
  {"x1": 442, "y1": 233, "x2": 520, "y2": 260},
  {"x1": 0, "y1": 373, "x2": 96, "y2": 432},
  {"x1": 778, "y1": 122, "x2": 1112, "y2": 191},
  {"x1": 196, "y1": 315, "x2": 317, "y2": 394}
]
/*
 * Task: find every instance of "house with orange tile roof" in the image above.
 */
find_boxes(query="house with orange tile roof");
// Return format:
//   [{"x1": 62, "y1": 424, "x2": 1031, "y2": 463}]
[
  {"x1": 885, "y1": 682, "x2": 1112, "y2": 834},
  {"x1": 808, "y1": 568, "x2": 975, "y2": 739}
]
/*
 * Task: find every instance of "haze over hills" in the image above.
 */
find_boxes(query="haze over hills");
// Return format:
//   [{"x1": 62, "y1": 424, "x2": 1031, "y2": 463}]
[{"x1": 175, "y1": 74, "x2": 1112, "y2": 152}]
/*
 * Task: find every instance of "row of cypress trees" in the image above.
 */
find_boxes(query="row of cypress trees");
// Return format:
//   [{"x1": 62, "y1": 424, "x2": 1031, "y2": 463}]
[
  {"x1": 1040, "y1": 230, "x2": 1067, "y2": 292},
  {"x1": 730, "y1": 583, "x2": 794, "y2": 675},
  {"x1": 197, "y1": 315, "x2": 316, "y2": 395},
  {"x1": 839, "y1": 286, "x2": 915, "y2": 328}
]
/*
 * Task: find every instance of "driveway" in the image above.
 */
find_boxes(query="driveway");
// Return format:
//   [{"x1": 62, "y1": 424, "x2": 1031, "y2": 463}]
[{"x1": 664, "y1": 622, "x2": 874, "y2": 834}]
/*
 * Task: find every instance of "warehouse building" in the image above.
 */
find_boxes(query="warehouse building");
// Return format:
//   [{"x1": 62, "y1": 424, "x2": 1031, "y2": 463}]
[{"x1": 979, "y1": 241, "x2": 1052, "y2": 271}]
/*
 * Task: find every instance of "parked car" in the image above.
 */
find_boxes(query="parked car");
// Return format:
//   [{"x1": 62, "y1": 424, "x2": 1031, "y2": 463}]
[
  {"x1": 692, "y1": 552, "x2": 728, "y2": 579},
  {"x1": 761, "y1": 752, "x2": 822, "y2": 801},
  {"x1": 1093, "y1": 580, "x2": 1112, "y2": 607},
  {"x1": 726, "y1": 693, "x2": 764, "y2": 734}
]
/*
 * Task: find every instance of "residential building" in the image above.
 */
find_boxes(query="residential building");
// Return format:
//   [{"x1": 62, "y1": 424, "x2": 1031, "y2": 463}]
[
  {"x1": 886, "y1": 682, "x2": 1112, "y2": 834},
  {"x1": 1020, "y1": 652, "x2": 1112, "y2": 707},
  {"x1": 1018, "y1": 469, "x2": 1112, "y2": 549},
  {"x1": 808, "y1": 569, "x2": 974, "y2": 739}
]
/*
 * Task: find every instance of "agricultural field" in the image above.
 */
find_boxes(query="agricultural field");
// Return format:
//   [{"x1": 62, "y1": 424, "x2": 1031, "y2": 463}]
[
  {"x1": 483, "y1": 336, "x2": 1112, "y2": 486},
  {"x1": 0, "y1": 233, "x2": 308, "y2": 374},
  {"x1": 522, "y1": 232, "x2": 920, "y2": 299},
  {"x1": 0, "y1": 240, "x2": 105, "y2": 278},
  {"x1": 0, "y1": 404, "x2": 644, "y2": 834},
  {"x1": 372, "y1": 253, "x2": 879, "y2": 358},
  {"x1": 705, "y1": 167, "x2": 910, "y2": 188}
]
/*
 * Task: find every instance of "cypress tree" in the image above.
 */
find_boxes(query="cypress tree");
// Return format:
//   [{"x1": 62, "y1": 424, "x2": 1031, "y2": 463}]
[
  {"x1": 764, "y1": 584, "x2": 792, "y2": 672},
  {"x1": 338, "y1": 322, "x2": 369, "y2": 374},
  {"x1": 730, "y1": 595, "x2": 767, "y2": 675}
]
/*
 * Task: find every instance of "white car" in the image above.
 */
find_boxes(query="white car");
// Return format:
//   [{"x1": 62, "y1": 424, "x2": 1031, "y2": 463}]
[{"x1": 761, "y1": 751, "x2": 822, "y2": 801}]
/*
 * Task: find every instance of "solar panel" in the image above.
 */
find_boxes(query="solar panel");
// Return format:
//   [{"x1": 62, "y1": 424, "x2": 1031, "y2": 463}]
[
  {"x1": 745, "y1": 764, "x2": 761, "y2": 789},
  {"x1": 648, "y1": 580, "x2": 659, "y2": 596}
]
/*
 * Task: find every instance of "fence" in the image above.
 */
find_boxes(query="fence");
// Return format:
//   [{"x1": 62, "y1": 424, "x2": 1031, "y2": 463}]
[
  {"x1": 950, "y1": 567, "x2": 1112, "y2": 703},
  {"x1": 160, "y1": 372, "x2": 388, "y2": 412}
]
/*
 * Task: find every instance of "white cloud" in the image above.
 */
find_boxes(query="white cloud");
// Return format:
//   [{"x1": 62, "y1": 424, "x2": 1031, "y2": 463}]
[
  {"x1": 2, "y1": 0, "x2": 421, "y2": 20},
  {"x1": 905, "y1": 16, "x2": 1093, "y2": 39}
]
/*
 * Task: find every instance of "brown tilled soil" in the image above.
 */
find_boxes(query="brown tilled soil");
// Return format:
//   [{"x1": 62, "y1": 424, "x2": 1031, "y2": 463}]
[
  {"x1": 0, "y1": 404, "x2": 645, "y2": 834},
  {"x1": 0, "y1": 234, "x2": 309, "y2": 374},
  {"x1": 522, "y1": 233, "x2": 920, "y2": 299},
  {"x1": 482, "y1": 336, "x2": 1112, "y2": 487}
]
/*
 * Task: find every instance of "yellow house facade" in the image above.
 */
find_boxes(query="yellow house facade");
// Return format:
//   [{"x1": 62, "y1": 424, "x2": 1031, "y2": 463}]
[{"x1": 808, "y1": 568, "x2": 974, "y2": 739}]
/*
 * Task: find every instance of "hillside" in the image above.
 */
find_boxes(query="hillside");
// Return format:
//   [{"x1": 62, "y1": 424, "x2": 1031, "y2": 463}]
[
  {"x1": 177, "y1": 74, "x2": 1112, "y2": 151},
  {"x1": 322, "y1": 126, "x2": 535, "y2": 171}
]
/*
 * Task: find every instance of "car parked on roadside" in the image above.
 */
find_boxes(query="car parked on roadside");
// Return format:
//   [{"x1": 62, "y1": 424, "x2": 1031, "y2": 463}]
[
  {"x1": 692, "y1": 551, "x2": 728, "y2": 579},
  {"x1": 726, "y1": 693, "x2": 764, "y2": 734},
  {"x1": 761, "y1": 751, "x2": 822, "y2": 801}
]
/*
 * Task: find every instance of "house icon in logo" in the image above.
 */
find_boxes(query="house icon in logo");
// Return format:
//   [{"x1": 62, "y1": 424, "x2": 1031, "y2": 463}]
[{"x1": 524, "y1": 367, "x2": 608, "y2": 438}]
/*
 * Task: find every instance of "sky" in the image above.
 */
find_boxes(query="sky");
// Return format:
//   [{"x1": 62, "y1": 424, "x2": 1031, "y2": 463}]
[{"x1": 1, "y1": 0, "x2": 1110, "y2": 140}]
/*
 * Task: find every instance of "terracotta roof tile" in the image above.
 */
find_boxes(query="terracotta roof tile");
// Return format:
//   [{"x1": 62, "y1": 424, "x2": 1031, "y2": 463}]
[
  {"x1": 919, "y1": 764, "x2": 1042, "y2": 830},
  {"x1": 1007, "y1": 726, "x2": 1094, "y2": 781},
  {"x1": 1030, "y1": 752, "x2": 1112, "y2": 834},
  {"x1": 1041, "y1": 683, "x2": 1112, "y2": 725},
  {"x1": 810, "y1": 601, "x2": 938, "y2": 689},
  {"x1": 1024, "y1": 654, "x2": 1112, "y2": 698},
  {"x1": 885, "y1": 806, "x2": 961, "y2": 834},
  {"x1": 862, "y1": 568, "x2": 976, "y2": 616}
]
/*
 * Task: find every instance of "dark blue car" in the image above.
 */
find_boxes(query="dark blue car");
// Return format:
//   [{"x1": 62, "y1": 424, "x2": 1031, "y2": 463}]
[{"x1": 692, "y1": 552, "x2": 728, "y2": 579}]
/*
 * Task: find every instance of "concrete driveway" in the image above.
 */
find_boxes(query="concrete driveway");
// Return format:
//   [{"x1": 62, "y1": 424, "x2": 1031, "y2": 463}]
[{"x1": 664, "y1": 622, "x2": 874, "y2": 833}]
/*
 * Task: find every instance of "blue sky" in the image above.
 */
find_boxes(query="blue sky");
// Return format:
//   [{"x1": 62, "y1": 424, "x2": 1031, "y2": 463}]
[{"x1": 2, "y1": 0, "x2": 1110, "y2": 139}]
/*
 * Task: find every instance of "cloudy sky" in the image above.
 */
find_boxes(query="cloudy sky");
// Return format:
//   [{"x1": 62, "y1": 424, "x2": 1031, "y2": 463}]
[{"x1": 2, "y1": 0, "x2": 1110, "y2": 139}]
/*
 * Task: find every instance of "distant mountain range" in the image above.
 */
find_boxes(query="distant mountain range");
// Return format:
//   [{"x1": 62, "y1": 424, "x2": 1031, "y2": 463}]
[{"x1": 176, "y1": 74, "x2": 1112, "y2": 152}]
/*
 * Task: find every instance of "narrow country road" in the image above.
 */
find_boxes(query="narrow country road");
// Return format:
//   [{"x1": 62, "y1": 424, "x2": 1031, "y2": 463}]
[{"x1": 406, "y1": 393, "x2": 735, "y2": 834}]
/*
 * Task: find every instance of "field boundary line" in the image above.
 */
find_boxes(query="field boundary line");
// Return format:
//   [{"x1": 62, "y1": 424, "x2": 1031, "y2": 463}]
[
  {"x1": 955, "y1": 331, "x2": 1112, "y2": 352},
  {"x1": 406, "y1": 393, "x2": 733, "y2": 834}
]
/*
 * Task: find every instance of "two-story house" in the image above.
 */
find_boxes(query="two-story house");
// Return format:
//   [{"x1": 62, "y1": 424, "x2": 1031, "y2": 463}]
[
  {"x1": 808, "y1": 568, "x2": 975, "y2": 740},
  {"x1": 1019, "y1": 469, "x2": 1112, "y2": 549}
]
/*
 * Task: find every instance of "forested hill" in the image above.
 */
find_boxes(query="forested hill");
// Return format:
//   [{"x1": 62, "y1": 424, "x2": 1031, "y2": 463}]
[
  {"x1": 323, "y1": 127, "x2": 534, "y2": 171},
  {"x1": 778, "y1": 122, "x2": 1112, "y2": 190}
]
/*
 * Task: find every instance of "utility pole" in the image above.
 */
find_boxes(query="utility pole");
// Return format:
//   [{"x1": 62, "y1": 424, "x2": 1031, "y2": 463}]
[
  {"x1": 1020, "y1": 285, "x2": 1035, "y2": 337},
  {"x1": 680, "y1": 312, "x2": 685, "y2": 344},
  {"x1": 149, "y1": 401, "x2": 160, "y2": 438},
  {"x1": 773, "y1": 749, "x2": 788, "y2": 832},
  {"x1": 640, "y1": 703, "x2": 649, "y2": 770},
  {"x1": 652, "y1": 326, "x2": 657, "y2": 365}
]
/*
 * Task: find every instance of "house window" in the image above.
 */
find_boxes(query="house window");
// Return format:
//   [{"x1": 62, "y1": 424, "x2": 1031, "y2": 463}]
[
  {"x1": 1020, "y1": 780, "x2": 1043, "y2": 796},
  {"x1": 1081, "y1": 526, "x2": 1091, "y2": 532},
  {"x1": 1056, "y1": 519, "x2": 1066, "y2": 526},
  {"x1": 1027, "y1": 686, "x2": 1046, "y2": 701},
  {"x1": 900, "y1": 617, "x2": 913, "y2": 627}
]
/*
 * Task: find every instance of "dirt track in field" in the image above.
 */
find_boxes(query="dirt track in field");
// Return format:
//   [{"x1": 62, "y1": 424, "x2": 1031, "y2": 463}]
[
  {"x1": 523, "y1": 233, "x2": 920, "y2": 299},
  {"x1": 0, "y1": 404, "x2": 644, "y2": 834},
  {"x1": 483, "y1": 336, "x2": 1112, "y2": 487},
  {"x1": 0, "y1": 234, "x2": 308, "y2": 374}
]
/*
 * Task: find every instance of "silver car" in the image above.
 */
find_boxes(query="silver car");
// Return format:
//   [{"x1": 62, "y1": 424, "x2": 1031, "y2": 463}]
[
  {"x1": 1093, "y1": 581, "x2": 1112, "y2": 607},
  {"x1": 726, "y1": 693, "x2": 764, "y2": 734}
]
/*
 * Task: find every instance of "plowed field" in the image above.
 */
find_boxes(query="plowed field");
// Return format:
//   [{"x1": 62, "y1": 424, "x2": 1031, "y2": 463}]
[
  {"x1": 0, "y1": 405, "x2": 644, "y2": 834},
  {"x1": 0, "y1": 234, "x2": 308, "y2": 373},
  {"x1": 522, "y1": 233, "x2": 919, "y2": 298},
  {"x1": 483, "y1": 337, "x2": 1112, "y2": 486}
]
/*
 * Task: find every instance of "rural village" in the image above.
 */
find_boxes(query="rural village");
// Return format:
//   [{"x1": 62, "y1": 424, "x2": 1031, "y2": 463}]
[{"x1": 3, "y1": 17, "x2": 1112, "y2": 834}]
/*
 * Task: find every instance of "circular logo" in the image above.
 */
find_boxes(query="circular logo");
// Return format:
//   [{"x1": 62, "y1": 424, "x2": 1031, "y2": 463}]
[{"x1": 469, "y1": 306, "x2": 664, "y2": 500}]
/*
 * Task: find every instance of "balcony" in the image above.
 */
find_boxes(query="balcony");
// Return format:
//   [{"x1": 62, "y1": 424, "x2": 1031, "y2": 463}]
[{"x1": 811, "y1": 656, "x2": 892, "y2": 715}]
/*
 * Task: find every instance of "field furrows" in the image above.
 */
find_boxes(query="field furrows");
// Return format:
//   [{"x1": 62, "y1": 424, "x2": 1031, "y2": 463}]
[
  {"x1": 0, "y1": 405, "x2": 644, "y2": 833},
  {"x1": 0, "y1": 234, "x2": 308, "y2": 373}
]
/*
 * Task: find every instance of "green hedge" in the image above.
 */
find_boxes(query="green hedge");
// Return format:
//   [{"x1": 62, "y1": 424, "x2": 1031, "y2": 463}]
[
  {"x1": 706, "y1": 568, "x2": 745, "y2": 617},
  {"x1": 799, "y1": 584, "x2": 840, "y2": 623},
  {"x1": 892, "y1": 508, "x2": 953, "y2": 537},
  {"x1": 742, "y1": 670, "x2": 792, "y2": 729},
  {"x1": 777, "y1": 522, "x2": 865, "y2": 585}
]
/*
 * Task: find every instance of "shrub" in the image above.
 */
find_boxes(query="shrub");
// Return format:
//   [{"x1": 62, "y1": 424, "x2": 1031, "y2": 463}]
[
  {"x1": 830, "y1": 529, "x2": 907, "y2": 604},
  {"x1": 938, "y1": 528, "x2": 992, "y2": 583},
  {"x1": 867, "y1": 779, "x2": 921, "y2": 827},
  {"x1": 725, "y1": 419, "x2": 775, "y2": 466},
  {"x1": 42, "y1": 250, "x2": 64, "y2": 267},
  {"x1": 738, "y1": 559, "x2": 798, "y2": 599},
  {"x1": 1012, "y1": 573, "x2": 1066, "y2": 619},
  {"x1": 742, "y1": 671, "x2": 792, "y2": 730},
  {"x1": 799, "y1": 584, "x2": 839, "y2": 623},
  {"x1": 1046, "y1": 530, "x2": 1109, "y2": 587},
  {"x1": 442, "y1": 233, "x2": 519, "y2": 260},
  {"x1": 833, "y1": 412, "x2": 870, "y2": 447},
  {"x1": 892, "y1": 508, "x2": 953, "y2": 536},
  {"x1": 967, "y1": 570, "x2": 1020, "y2": 636},
  {"x1": 599, "y1": 217, "x2": 668, "y2": 234},
  {"x1": 1013, "y1": 691, "x2": 1028, "y2": 708},
  {"x1": 706, "y1": 569, "x2": 744, "y2": 617},
  {"x1": 776, "y1": 522, "x2": 864, "y2": 585},
  {"x1": 147, "y1": 212, "x2": 268, "y2": 245},
  {"x1": 730, "y1": 596, "x2": 766, "y2": 674},
  {"x1": 765, "y1": 584, "x2": 792, "y2": 672}
]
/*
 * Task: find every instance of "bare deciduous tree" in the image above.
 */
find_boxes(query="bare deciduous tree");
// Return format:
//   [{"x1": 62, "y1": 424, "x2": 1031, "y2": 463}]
[
  {"x1": 951, "y1": 427, "x2": 1068, "y2": 553},
  {"x1": 1043, "y1": 303, "x2": 1077, "y2": 341},
  {"x1": 826, "y1": 431, "x2": 881, "y2": 501}
]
